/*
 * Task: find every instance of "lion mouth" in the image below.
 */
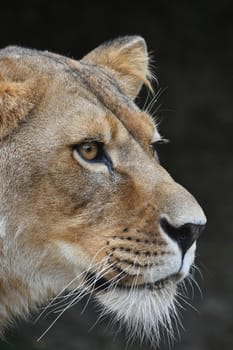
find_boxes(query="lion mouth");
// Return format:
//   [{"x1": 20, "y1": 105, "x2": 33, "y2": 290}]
[{"x1": 85, "y1": 271, "x2": 179, "y2": 293}]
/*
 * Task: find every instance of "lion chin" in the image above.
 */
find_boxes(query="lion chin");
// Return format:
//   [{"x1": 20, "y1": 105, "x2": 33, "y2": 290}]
[
  {"x1": 96, "y1": 278, "x2": 177, "y2": 344},
  {"x1": 73, "y1": 241, "x2": 196, "y2": 346}
]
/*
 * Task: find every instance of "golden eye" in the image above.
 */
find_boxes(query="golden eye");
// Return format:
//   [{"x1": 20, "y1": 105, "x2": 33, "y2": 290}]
[
  {"x1": 73, "y1": 141, "x2": 114, "y2": 173},
  {"x1": 77, "y1": 142, "x2": 100, "y2": 161}
]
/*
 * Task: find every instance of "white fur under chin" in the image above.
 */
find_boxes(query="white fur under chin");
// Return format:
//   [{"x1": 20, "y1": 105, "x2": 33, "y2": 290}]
[
  {"x1": 94, "y1": 244, "x2": 196, "y2": 346},
  {"x1": 97, "y1": 281, "x2": 177, "y2": 346}
]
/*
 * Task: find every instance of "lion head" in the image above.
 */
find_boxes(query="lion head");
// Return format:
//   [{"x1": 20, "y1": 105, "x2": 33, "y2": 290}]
[{"x1": 0, "y1": 36, "x2": 206, "y2": 343}]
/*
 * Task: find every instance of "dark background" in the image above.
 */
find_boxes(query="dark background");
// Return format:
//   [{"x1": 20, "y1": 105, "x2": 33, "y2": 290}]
[{"x1": 0, "y1": 1, "x2": 232, "y2": 349}]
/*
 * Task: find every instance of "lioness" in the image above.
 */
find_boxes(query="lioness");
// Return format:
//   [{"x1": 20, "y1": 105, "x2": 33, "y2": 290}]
[{"x1": 0, "y1": 36, "x2": 206, "y2": 344}]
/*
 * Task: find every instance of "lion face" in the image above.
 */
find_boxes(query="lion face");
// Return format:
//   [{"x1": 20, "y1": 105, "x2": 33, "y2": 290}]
[{"x1": 0, "y1": 37, "x2": 206, "y2": 342}]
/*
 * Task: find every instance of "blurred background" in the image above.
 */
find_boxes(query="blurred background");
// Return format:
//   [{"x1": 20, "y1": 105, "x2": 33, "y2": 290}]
[{"x1": 0, "y1": 0, "x2": 232, "y2": 349}]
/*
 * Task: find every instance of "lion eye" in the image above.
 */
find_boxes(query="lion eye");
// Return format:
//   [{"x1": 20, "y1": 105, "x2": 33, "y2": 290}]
[
  {"x1": 150, "y1": 139, "x2": 169, "y2": 157},
  {"x1": 73, "y1": 141, "x2": 114, "y2": 174},
  {"x1": 76, "y1": 142, "x2": 101, "y2": 161}
]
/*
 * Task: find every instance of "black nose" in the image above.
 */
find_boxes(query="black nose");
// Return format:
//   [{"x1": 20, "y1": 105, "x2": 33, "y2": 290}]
[{"x1": 160, "y1": 218, "x2": 205, "y2": 256}]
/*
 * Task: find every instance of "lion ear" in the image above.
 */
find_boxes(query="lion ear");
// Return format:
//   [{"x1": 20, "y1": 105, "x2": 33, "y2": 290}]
[
  {"x1": 0, "y1": 74, "x2": 37, "y2": 139},
  {"x1": 82, "y1": 36, "x2": 153, "y2": 100}
]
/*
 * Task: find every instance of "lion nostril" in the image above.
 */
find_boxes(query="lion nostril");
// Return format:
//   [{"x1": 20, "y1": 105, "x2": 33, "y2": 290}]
[{"x1": 160, "y1": 217, "x2": 206, "y2": 256}]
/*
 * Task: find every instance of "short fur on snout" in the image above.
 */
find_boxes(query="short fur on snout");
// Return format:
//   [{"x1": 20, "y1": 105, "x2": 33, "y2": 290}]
[{"x1": 0, "y1": 37, "x2": 206, "y2": 344}]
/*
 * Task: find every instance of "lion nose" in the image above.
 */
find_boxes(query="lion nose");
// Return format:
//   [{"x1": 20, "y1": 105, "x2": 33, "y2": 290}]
[{"x1": 160, "y1": 218, "x2": 206, "y2": 256}]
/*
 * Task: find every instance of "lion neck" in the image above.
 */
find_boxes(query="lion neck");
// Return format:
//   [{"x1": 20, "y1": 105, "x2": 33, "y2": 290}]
[{"x1": 0, "y1": 219, "x2": 67, "y2": 334}]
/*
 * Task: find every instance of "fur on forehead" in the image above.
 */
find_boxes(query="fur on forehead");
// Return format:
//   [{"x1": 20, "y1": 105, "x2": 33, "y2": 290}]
[
  {"x1": 0, "y1": 36, "x2": 155, "y2": 142},
  {"x1": 67, "y1": 60, "x2": 155, "y2": 147}
]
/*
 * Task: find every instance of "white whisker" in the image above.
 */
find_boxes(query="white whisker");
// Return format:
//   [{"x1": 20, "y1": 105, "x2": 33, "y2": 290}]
[
  {"x1": 35, "y1": 245, "x2": 107, "y2": 323},
  {"x1": 52, "y1": 261, "x2": 114, "y2": 315},
  {"x1": 188, "y1": 273, "x2": 203, "y2": 298}
]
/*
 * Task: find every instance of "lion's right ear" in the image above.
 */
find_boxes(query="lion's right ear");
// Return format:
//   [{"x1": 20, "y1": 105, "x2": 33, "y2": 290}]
[
  {"x1": 0, "y1": 73, "x2": 38, "y2": 139},
  {"x1": 82, "y1": 36, "x2": 153, "y2": 100}
]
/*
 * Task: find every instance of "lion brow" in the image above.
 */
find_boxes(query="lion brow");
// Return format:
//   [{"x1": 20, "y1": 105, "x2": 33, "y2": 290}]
[
  {"x1": 66, "y1": 59, "x2": 154, "y2": 148},
  {"x1": 8, "y1": 48, "x2": 153, "y2": 147}
]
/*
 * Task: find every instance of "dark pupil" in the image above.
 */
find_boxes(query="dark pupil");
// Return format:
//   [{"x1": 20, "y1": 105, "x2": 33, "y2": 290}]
[{"x1": 84, "y1": 145, "x2": 93, "y2": 153}]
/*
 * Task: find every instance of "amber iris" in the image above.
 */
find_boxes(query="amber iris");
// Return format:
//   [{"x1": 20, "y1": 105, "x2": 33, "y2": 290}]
[{"x1": 78, "y1": 142, "x2": 99, "y2": 161}]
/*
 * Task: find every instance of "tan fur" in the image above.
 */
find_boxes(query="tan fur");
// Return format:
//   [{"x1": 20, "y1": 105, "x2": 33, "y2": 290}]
[
  {"x1": 0, "y1": 69, "x2": 46, "y2": 139},
  {"x1": 0, "y1": 37, "x2": 206, "y2": 339},
  {"x1": 82, "y1": 36, "x2": 153, "y2": 98}
]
